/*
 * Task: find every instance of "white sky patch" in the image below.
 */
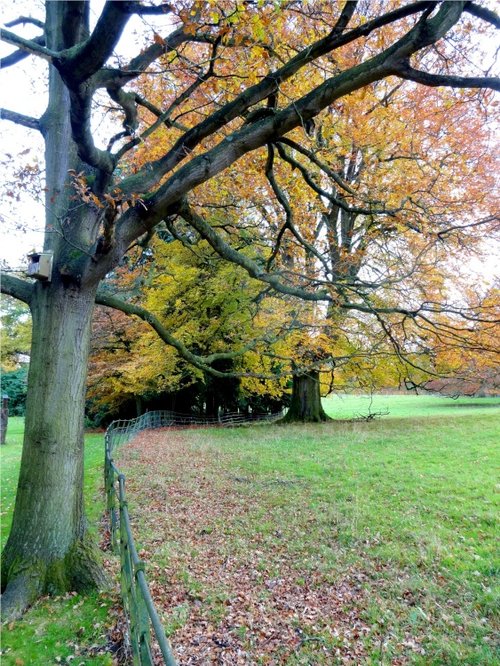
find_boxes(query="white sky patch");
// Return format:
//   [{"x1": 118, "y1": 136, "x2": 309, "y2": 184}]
[{"x1": 1, "y1": 0, "x2": 174, "y2": 268}]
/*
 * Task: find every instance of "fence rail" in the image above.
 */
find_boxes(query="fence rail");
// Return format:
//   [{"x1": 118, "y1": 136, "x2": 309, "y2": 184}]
[{"x1": 104, "y1": 409, "x2": 282, "y2": 665}]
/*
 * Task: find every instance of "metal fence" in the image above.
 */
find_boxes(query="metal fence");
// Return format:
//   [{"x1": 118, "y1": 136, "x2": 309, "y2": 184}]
[{"x1": 104, "y1": 409, "x2": 282, "y2": 665}]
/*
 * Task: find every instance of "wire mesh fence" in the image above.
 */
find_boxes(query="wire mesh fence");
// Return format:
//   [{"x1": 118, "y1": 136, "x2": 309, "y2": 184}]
[
  {"x1": 104, "y1": 409, "x2": 283, "y2": 664},
  {"x1": 106, "y1": 409, "x2": 282, "y2": 454}
]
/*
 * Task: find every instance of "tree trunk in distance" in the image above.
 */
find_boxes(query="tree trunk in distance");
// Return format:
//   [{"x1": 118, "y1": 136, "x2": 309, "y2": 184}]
[
  {"x1": 0, "y1": 397, "x2": 8, "y2": 445},
  {"x1": 281, "y1": 370, "x2": 331, "y2": 423},
  {"x1": 1, "y1": 283, "x2": 107, "y2": 620}
]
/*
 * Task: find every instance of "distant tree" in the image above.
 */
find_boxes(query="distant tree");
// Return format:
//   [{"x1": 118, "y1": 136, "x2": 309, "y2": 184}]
[
  {"x1": 425, "y1": 286, "x2": 500, "y2": 396},
  {"x1": 87, "y1": 236, "x2": 292, "y2": 418},
  {"x1": 0, "y1": 367, "x2": 29, "y2": 417},
  {"x1": 0, "y1": 297, "x2": 31, "y2": 372}
]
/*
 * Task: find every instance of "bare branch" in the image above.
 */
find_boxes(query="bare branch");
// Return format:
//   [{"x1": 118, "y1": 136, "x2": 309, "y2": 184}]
[
  {"x1": 437, "y1": 215, "x2": 500, "y2": 239},
  {"x1": 276, "y1": 138, "x2": 358, "y2": 196},
  {"x1": 1, "y1": 274, "x2": 33, "y2": 305},
  {"x1": 175, "y1": 200, "x2": 331, "y2": 303},
  {"x1": 1, "y1": 108, "x2": 41, "y2": 132},
  {"x1": 265, "y1": 144, "x2": 331, "y2": 274},
  {"x1": 0, "y1": 35, "x2": 45, "y2": 68},
  {"x1": 275, "y1": 142, "x2": 399, "y2": 217},
  {"x1": 393, "y1": 60, "x2": 500, "y2": 91},
  {"x1": 0, "y1": 28, "x2": 55, "y2": 62},
  {"x1": 5, "y1": 16, "x2": 44, "y2": 30}
]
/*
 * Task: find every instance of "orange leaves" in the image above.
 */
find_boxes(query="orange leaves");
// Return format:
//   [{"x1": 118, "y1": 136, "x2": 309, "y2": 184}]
[
  {"x1": 67, "y1": 171, "x2": 147, "y2": 216},
  {"x1": 68, "y1": 170, "x2": 103, "y2": 208},
  {"x1": 103, "y1": 192, "x2": 117, "y2": 209}
]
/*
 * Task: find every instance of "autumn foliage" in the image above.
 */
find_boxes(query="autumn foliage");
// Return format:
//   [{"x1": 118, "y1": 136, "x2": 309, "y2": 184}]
[{"x1": 86, "y1": 1, "x2": 499, "y2": 415}]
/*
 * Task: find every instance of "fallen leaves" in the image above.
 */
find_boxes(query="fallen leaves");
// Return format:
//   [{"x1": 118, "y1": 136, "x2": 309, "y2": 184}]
[{"x1": 116, "y1": 431, "x2": 377, "y2": 664}]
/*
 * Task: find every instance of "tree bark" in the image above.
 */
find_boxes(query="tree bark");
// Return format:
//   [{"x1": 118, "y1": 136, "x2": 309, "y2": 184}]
[
  {"x1": 1, "y1": 282, "x2": 107, "y2": 620},
  {"x1": 0, "y1": 2, "x2": 109, "y2": 620},
  {"x1": 0, "y1": 397, "x2": 8, "y2": 445},
  {"x1": 281, "y1": 370, "x2": 331, "y2": 423}
]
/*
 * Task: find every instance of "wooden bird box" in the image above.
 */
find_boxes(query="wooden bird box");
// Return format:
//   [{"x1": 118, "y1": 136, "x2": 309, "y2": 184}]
[{"x1": 27, "y1": 252, "x2": 53, "y2": 281}]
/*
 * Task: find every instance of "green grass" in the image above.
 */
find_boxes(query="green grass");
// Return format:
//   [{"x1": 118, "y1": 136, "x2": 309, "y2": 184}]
[
  {"x1": 324, "y1": 392, "x2": 500, "y2": 420},
  {"x1": 1, "y1": 419, "x2": 116, "y2": 665},
  {"x1": 2, "y1": 395, "x2": 499, "y2": 664},
  {"x1": 119, "y1": 393, "x2": 500, "y2": 664}
]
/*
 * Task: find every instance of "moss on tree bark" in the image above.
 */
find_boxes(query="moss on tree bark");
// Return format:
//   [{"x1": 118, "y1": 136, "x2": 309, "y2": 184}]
[{"x1": 0, "y1": 284, "x2": 108, "y2": 621}]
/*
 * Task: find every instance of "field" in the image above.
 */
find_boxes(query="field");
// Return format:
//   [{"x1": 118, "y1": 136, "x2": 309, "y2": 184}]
[
  {"x1": 117, "y1": 394, "x2": 499, "y2": 664},
  {"x1": 1, "y1": 395, "x2": 499, "y2": 664}
]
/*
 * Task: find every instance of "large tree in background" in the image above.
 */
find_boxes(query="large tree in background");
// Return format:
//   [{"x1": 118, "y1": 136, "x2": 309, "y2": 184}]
[
  {"x1": 1, "y1": 0, "x2": 499, "y2": 618},
  {"x1": 122, "y1": 1, "x2": 499, "y2": 420},
  {"x1": 87, "y1": 237, "x2": 292, "y2": 420}
]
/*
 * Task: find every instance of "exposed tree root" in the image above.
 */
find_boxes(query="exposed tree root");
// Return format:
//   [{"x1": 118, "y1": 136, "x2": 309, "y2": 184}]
[
  {"x1": 1, "y1": 536, "x2": 109, "y2": 622},
  {"x1": 0, "y1": 568, "x2": 43, "y2": 622},
  {"x1": 280, "y1": 410, "x2": 331, "y2": 424}
]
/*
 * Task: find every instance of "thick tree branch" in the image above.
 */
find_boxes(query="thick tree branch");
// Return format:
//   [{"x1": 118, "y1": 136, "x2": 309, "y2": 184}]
[
  {"x1": 55, "y1": 2, "x2": 133, "y2": 85},
  {"x1": 329, "y1": 1, "x2": 358, "y2": 37},
  {"x1": 0, "y1": 274, "x2": 33, "y2": 305},
  {"x1": 392, "y1": 61, "x2": 500, "y2": 91},
  {"x1": 94, "y1": 27, "x2": 192, "y2": 90},
  {"x1": 169, "y1": 205, "x2": 460, "y2": 326},
  {"x1": 0, "y1": 35, "x2": 46, "y2": 68},
  {"x1": 67, "y1": 26, "x2": 198, "y2": 172},
  {"x1": 128, "y1": 3, "x2": 173, "y2": 16},
  {"x1": 107, "y1": 0, "x2": 500, "y2": 265},
  {"x1": 67, "y1": 90, "x2": 116, "y2": 173},
  {"x1": 116, "y1": 1, "x2": 437, "y2": 198},
  {"x1": 1, "y1": 108, "x2": 41, "y2": 131},
  {"x1": 0, "y1": 28, "x2": 55, "y2": 62},
  {"x1": 464, "y1": 2, "x2": 500, "y2": 28},
  {"x1": 113, "y1": 35, "x2": 221, "y2": 160}
]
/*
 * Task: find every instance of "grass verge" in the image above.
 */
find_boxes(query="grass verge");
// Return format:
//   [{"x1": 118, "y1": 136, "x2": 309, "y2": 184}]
[{"x1": 1, "y1": 418, "x2": 120, "y2": 666}]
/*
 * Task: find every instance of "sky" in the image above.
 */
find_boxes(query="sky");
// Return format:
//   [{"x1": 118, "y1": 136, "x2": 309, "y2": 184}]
[{"x1": 1, "y1": 3, "x2": 46, "y2": 269}]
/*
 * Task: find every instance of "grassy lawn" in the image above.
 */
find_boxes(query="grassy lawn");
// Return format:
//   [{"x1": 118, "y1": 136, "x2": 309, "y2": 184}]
[
  {"x1": 325, "y1": 393, "x2": 500, "y2": 420},
  {"x1": 1, "y1": 396, "x2": 499, "y2": 664},
  {"x1": 116, "y1": 394, "x2": 499, "y2": 664},
  {"x1": 0, "y1": 418, "x2": 119, "y2": 666}
]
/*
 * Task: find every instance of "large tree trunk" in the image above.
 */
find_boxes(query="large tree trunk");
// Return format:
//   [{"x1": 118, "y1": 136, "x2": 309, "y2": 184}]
[
  {"x1": 0, "y1": 2, "x2": 107, "y2": 620},
  {"x1": 282, "y1": 370, "x2": 331, "y2": 423},
  {"x1": 1, "y1": 282, "x2": 107, "y2": 620}
]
